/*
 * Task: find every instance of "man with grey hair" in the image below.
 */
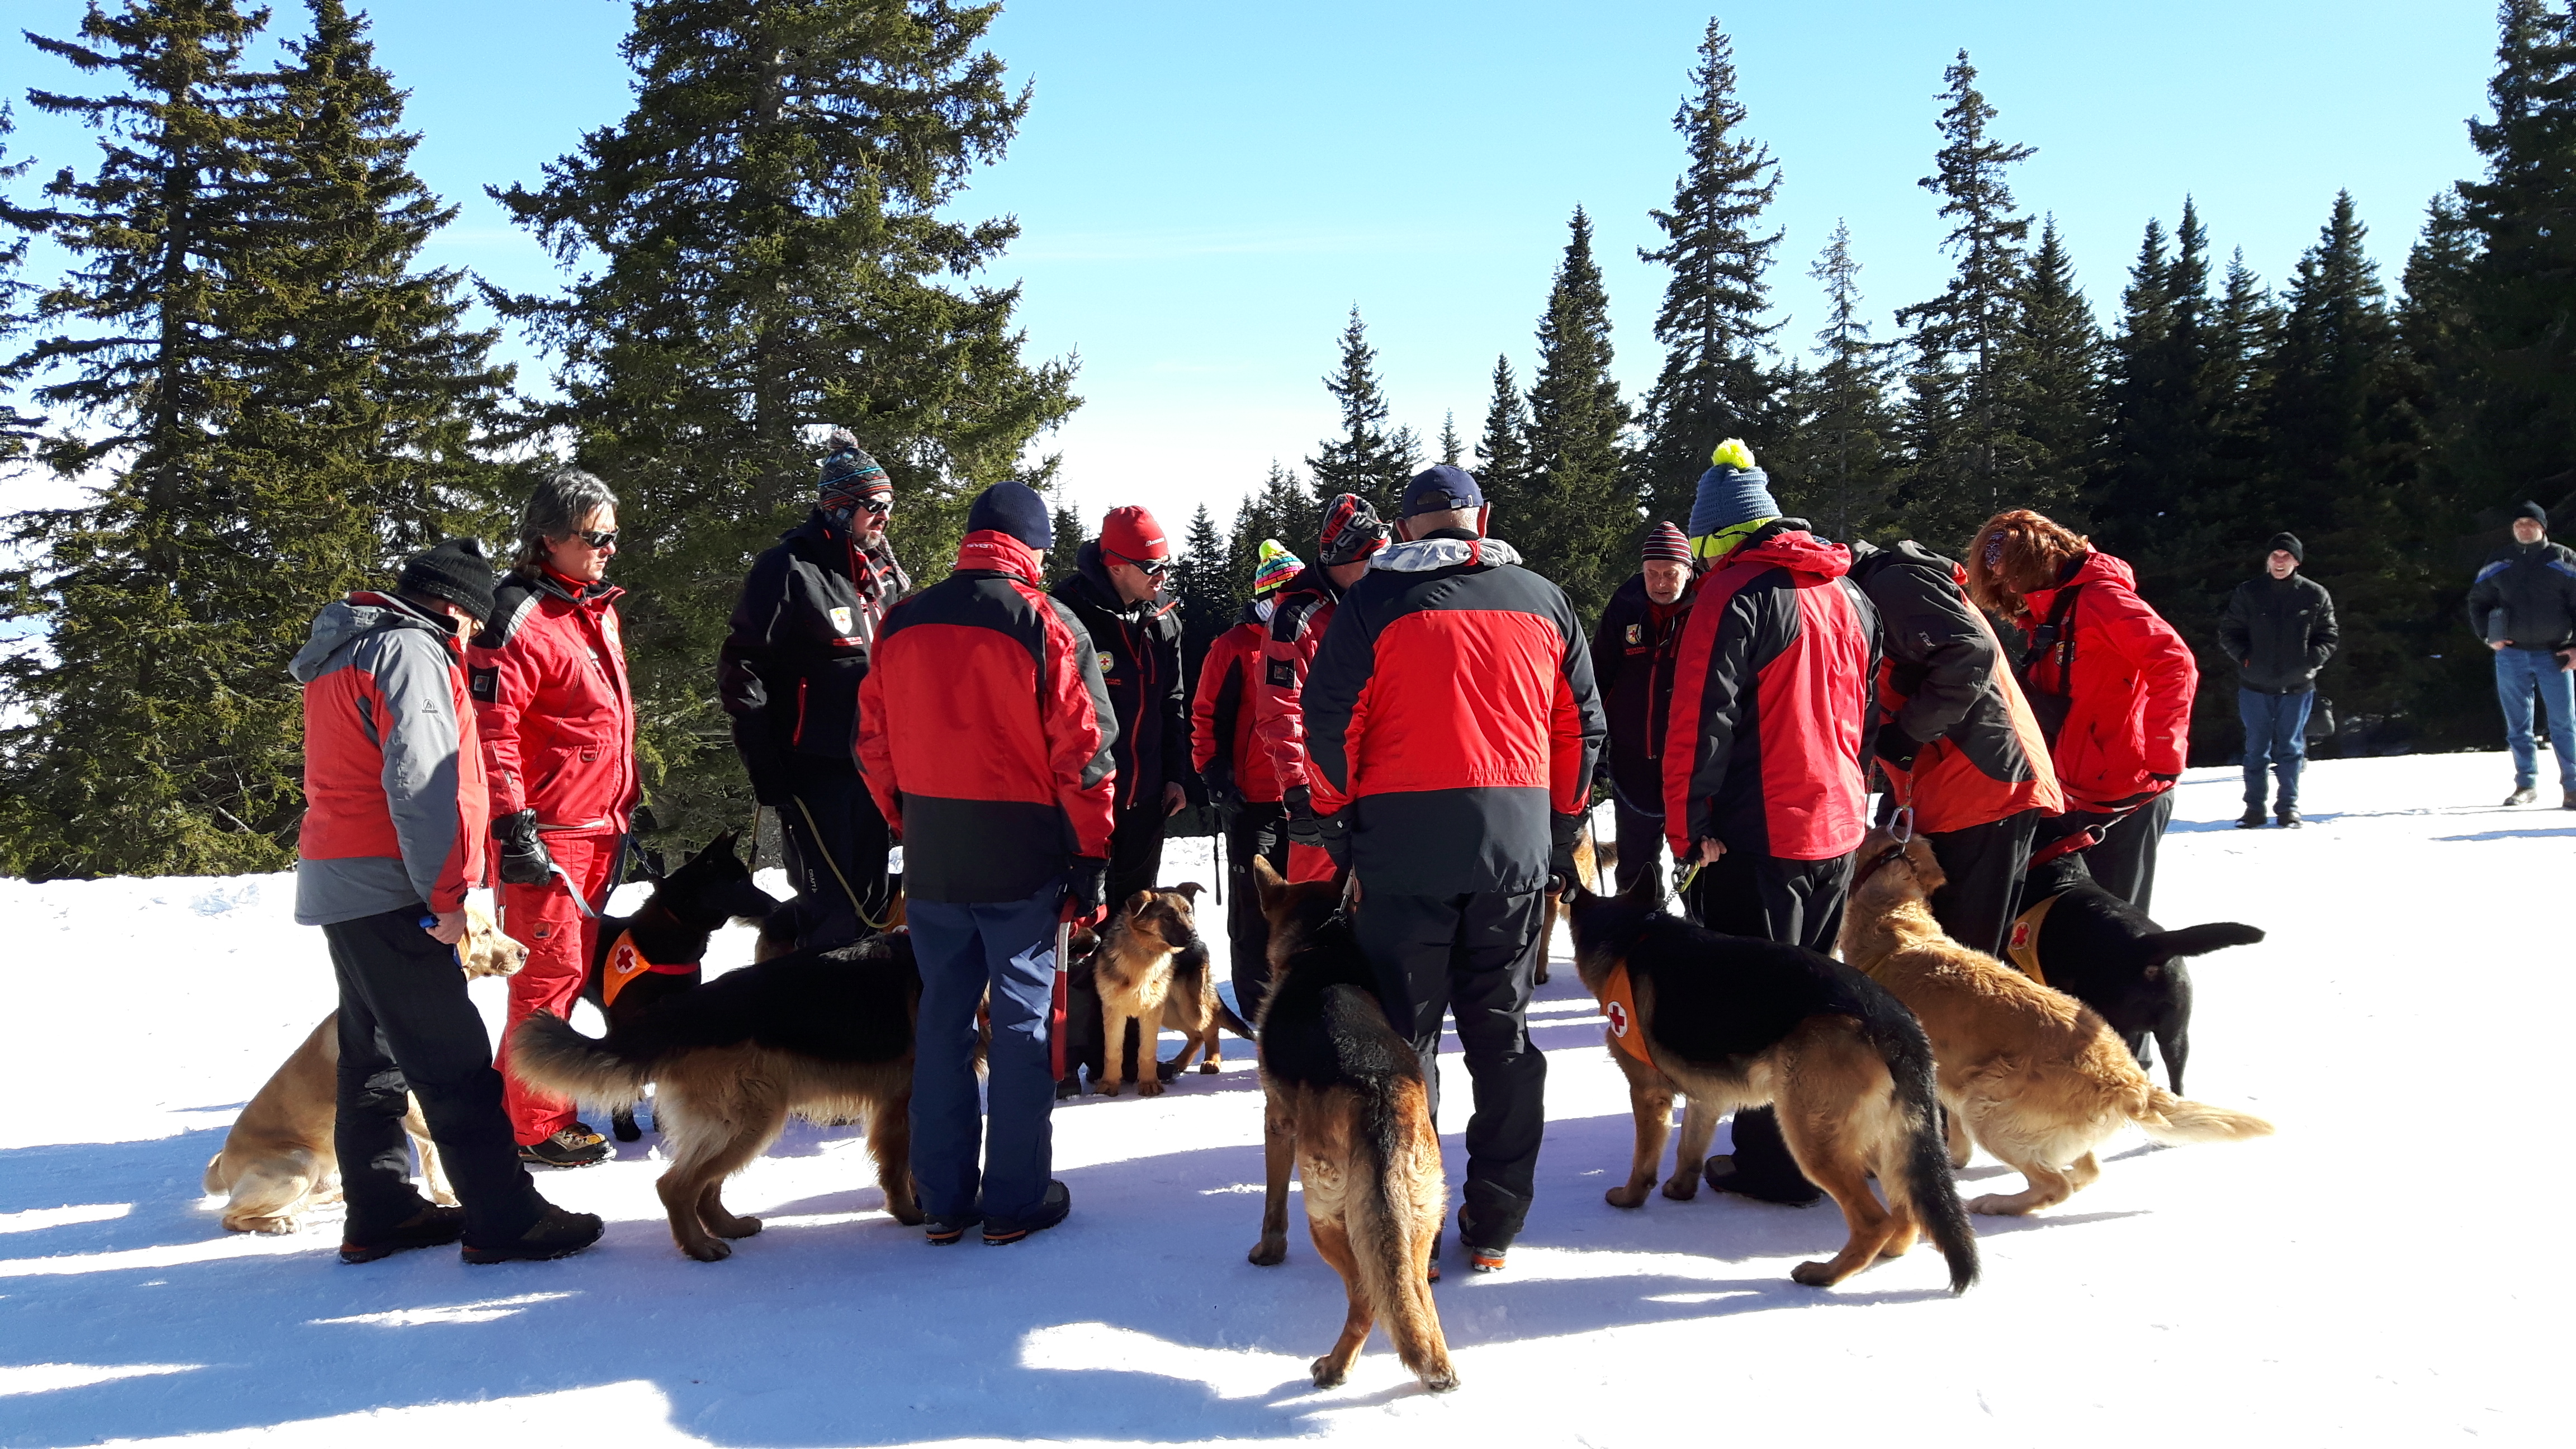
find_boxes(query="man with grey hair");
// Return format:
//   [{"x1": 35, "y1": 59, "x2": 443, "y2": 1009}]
[{"x1": 467, "y1": 469, "x2": 636, "y2": 1168}]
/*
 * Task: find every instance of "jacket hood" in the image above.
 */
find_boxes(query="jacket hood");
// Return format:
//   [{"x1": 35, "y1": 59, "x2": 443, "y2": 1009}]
[
  {"x1": 1372, "y1": 534, "x2": 1525, "y2": 574},
  {"x1": 1723, "y1": 523, "x2": 1849, "y2": 580},
  {"x1": 953, "y1": 529, "x2": 1045, "y2": 586},
  {"x1": 1233, "y1": 597, "x2": 1273, "y2": 628},
  {"x1": 290, "y1": 591, "x2": 449, "y2": 683},
  {"x1": 1066, "y1": 538, "x2": 1175, "y2": 618},
  {"x1": 2023, "y1": 548, "x2": 2135, "y2": 608}
]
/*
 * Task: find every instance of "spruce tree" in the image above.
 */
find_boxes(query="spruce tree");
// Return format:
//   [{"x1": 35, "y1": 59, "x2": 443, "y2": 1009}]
[
  {"x1": 1227, "y1": 460, "x2": 1311, "y2": 598},
  {"x1": 2399, "y1": 196, "x2": 2497, "y2": 742},
  {"x1": 1792, "y1": 219, "x2": 1897, "y2": 542},
  {"x1": 1632, "y1": 18, "x2": 1784, "y2": 539},
  {"x1": 1996, "y1": 217, "x2": 2104, "y2": 522},
  {"x1": 1172, "y1": 503, "x2": 1230, "y2": 671},
  {"x1": 1475, "y1": 354, "x2": 1531, "y2": 506},
  {"x1": 1892, "y1": 50, "x2": 2037, "y2": 550},
  {"x1": 1518, "y1": 206, "x2": 1631, "y2": 616},
  {"x1": 2094, "y1": 200, "x2": 2222, "y2": 563},
  {"x1": 492, "y1": 0, "x2": 1078, "y2": 846},
  {"x1": 1437, "y1": 409, "x2": 1463, "y2": 467},
  {"x1": 1304, "y1": 306, "x2": 1418, "y2": 520},
  {"x1": 0, "y1": 106, "x2": 42, "y2": 455}
]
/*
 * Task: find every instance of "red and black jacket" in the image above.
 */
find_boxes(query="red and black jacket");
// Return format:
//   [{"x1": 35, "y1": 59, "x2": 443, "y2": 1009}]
[
  {"x1": 1191, "y1": 605, "x2": 1282, "y2": 803},
  {"x1": 1249, "y1": 567, "x2": 1343, "y2": 802},
  {"x1": 1590, "y1": 571, "x2": 1694, "y2": 816},
  {"x1": 1663, "y1": 522, "x2": 1879, "y2": 864},
  {"x1": 1050, "y1": 541, "x2": 1190, "y2": 813},
  {"x1": 1303, "y1": 532, "x2": 1604, "y2": 896},
  {"x1": 856, "y1": 531, "x2": 1117, "y2": 903},
  {"x1": 467, "y1": 570, "x2": 638, "y2": 834},
  {"x1": 718, "y1": 510, "x2": 910, "y2": 789},
  {"x1": 2013, "y1": 550, "x2": 2197, "y2": 813}
]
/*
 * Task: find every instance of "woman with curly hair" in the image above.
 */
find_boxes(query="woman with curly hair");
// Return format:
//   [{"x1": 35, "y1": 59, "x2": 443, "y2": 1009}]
[{"x1": 1963, "y1": 509, "x2": 2197, "y2": 912}]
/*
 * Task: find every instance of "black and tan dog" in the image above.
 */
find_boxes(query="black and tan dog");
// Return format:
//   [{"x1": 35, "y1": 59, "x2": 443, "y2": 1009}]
[
  {"x1": 578, "y1": 831, "x2": 782, "y2": 1142},
  {"x1": 509, "y1": 930, "x2": 936, "y2": 1261},
  {"x1": 2009, "y1": 842, "x2": 2264, "y2": 1095},
  {"x1": 1246, "y1": 859, "x2": 1457, "y2": 1393},
  {"x1": 1093, "y1": 884, "x2": 1247, "y2": 1095},
  {"x1": 1562, "y1": 872, "x2": 1978, "y2": 1294}
]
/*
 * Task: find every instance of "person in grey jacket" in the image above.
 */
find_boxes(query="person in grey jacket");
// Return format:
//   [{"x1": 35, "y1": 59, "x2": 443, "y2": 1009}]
[
  {"x1": 2217, "y1": 533, "x2": 2338, "y2": 828},
  {"x1": 2468, "y1": 501, "x2": 2576, "y2": 808}
]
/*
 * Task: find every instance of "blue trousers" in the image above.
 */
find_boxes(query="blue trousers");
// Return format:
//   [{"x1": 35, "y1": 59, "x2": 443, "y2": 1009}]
[
  {"x1": 907, "y1": 878, "x2": 1064, "y2": 1223},
  {"x1": 2496, "y1": 647, "x2": 2576, "y2": 792},
  {"x1": 2238, "y1": 688, "x2": 2314, "y2": 809}
]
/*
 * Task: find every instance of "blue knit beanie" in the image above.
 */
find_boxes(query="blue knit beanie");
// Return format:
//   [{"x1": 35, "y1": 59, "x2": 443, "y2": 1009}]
[
  {"x1": 1687, "y1": 439, "x2": 1780, "y2": 539},
  {"x1": 966, "y1": 481, "x2": 1053, "y2": 551}
]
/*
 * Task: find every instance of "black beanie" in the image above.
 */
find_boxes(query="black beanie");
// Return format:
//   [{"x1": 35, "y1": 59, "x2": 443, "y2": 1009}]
[
  {"x1": 965, "y1": 481, "x2": 1052, "y2": 551},
  {"x1": 2267, "y1": 532, "x2": 2303, "y2": 564},
  {"x1": 397, "y1": 538, "x2": 498, "y2": 622},
  {"x1": 2515, "y1": 500, "x2": 2549, "y2": 528}
]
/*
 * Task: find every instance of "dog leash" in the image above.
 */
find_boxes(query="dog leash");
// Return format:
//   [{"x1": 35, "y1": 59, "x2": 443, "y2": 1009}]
[{"x1": 793, "y1": 794, "x2": 898, "y2": 932}]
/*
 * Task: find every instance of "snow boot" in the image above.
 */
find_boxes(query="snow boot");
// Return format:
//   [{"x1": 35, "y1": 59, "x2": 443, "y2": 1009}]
[
  {"x1": 462, "y1": 1205, "x2": 603, "y2": 1265},
  {"x1": 2276, "y1": 806, "x2": 2302, "y2": 828},
  {"x1": 340, "y1": 1204, "x2": 465, "y2": 1265},
  {"x1": 983, "y1": 1181, "x2": 1071, "y2": 1245},
  {"x1": 923, "y1": 1213, "x2": 982, "y2": 1247},
  {"x1": 519, "y1": 1125, "x2": 610, "y2": 1168},
  {"x1": 2564, "y1": 789, "x2": 2575, "y2": 811},
  {"x1": 1456, "y1": 1205, "x2": 1509, "y2": 1273},
  {"x1": 1702, "y1": 1153, "x2": 1824, "y2": 1208},
  {"x1": 2504, "y1": 785, "x2": 2538, "y2": 806},
  {"x1": 2235, "y1": 805, "x2": 2266, "y2": 829}
]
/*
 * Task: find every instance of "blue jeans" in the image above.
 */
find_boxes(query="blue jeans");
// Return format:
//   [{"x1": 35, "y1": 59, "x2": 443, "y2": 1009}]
[
  {"x1": 2496, "y1": 647, "x2": 2576, "y2": 791},
  {"x1": 2238, "y1": 688, "x2": 2314, "y2": 810},
  {"x1": 907, "y1": 877, "x2": 1065, "y2": 1223}
]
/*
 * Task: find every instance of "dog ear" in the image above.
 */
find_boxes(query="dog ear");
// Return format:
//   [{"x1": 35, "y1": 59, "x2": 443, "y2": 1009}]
[
  {"x1": 1121, "y1": 889, "x2": 1153, "y2": 919},
  {"x1": 1169, "y1": 881, "x2": 1204, "y2": 903},
  {"x1": 1249, "y1": 855, "x2": 1285, "y2": 913}
]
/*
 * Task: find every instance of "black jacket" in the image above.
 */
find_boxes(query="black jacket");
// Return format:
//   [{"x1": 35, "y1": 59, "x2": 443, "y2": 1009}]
[
  {"x1": 2467, "y1": 538, "x2": 2576, "y2": 653},
  {"x1": 1589, "y1": 572, "x2": 1690, "y2": 815},
  {"x1": 718, "y1": 511, "x2": 911, "y2": 794},
  {"x1": 2218, "y1": 572, "x2": 2338, "y2": 694},
  {"x1": 1846, "y1": 540, "x2": 2056, "y2": 832},
  {"x1": 1052, "y1": 541, "x2": 1191, "y2": 813}
]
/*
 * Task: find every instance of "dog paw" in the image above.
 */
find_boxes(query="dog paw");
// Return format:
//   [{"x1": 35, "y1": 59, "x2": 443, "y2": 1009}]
[
  {"x1": 1418, "y1": 1367, "x2": 1461, "y2": 1394},
  {"x1": 887, "y1": 1201, "x2": 927, "y2": 1228},
  {"x1": 1136, "y1": 1079, "x2": 1163, "y2": 1098},
  {"x1": 1660, "y1": 1175, "x2": 1699, "y2": 1202},
  {"x1": 683, "y1": 1239, "x2": 733, "y2": 1262},
  {"x1": 1310, "y1": 1357, "x2": 1348, "y2": 1389},
  {"x1": 711, "y1": 1215, "x2": 761, "y2": 1240},
  {"x1": 1604, "y1": 1183, "x2": 1650, "y2": 1210},
  {"x1": 1790, "y1": 1259, "x2": 1839, "y2": 1287},
  {"x1": 1199, "y1": 1060, "x2": 1220, "y2": 1074},
  {"x1": 1098, "y1": 1081, "x2": 1123, "y2": 1097},
  {"x1": 1248, "y1": 1239, "x2": 1287, "y2": 1267},
  {"x1": 1965, "y1": 1194, "x2": 2030, "y2": 1216}
]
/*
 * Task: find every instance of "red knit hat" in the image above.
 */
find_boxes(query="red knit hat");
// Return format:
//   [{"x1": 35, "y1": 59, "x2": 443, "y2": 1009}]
[
  {"x1": 1642, "y1": 520, "x2": 1690, "y2": 563},
  {"x1": 1098, "y1": 505, "x2": 1169, "y2": 566}
]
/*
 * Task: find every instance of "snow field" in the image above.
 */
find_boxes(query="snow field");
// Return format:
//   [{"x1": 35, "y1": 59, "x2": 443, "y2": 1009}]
[{"x1": 0, "y1": 750, "x2": 2565, "y2": 1446}]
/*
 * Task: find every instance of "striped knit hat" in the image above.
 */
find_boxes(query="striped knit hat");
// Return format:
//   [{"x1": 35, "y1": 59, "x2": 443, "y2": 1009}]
[
  {"x1": 1687, "y1": 438, "x2": 1780, "y2": 558},
  {"x1": 1252, "y1": 539, "x2": 1303, "y2": 595},
  {"x1": 1642, "y1": 521, "x2": 1690, "y2": 563},
  {"x1": 818, "y1": 427, "x2": 892, "y2": 510}
]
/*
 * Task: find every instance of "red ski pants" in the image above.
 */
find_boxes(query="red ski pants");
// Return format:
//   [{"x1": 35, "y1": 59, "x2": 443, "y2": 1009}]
[{"x1": 495, "y1": 830, "x2": 619, "y2": 1145}]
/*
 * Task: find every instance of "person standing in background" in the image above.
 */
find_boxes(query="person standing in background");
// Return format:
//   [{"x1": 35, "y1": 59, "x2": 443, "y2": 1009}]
[
  {"x1": 1193, "y1": 539, "x2": 1304, "y2": 1021},
  {"x1": 1052, "y1": 505, "x2": 1190, "y2": 904},
  {"x1": 2218, "y1": 532, "x2": 2337, "y2": 829},
  {"x1": 469, "y1": 471, "x2": 637, "y2": 1169},
  {"x1": 719, "y1": 430, "x2": 911, "y2": 948},
  {"x1": 1589, "y1": 522, "x2": 1696, "y2": 894},
  {"x1": 1256, "y1": 494, "x2": 1389, "y2": 884},
  {"x1": 2467, "y1": 501, "x2": 2576, "y2": 809}
]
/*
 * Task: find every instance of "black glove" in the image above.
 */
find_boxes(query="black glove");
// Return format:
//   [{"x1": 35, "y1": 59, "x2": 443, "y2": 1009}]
[
  {"x1": 1283, "y1": 787, "x2": 1349, "y2": 866},
  {"x1": 1548, "y1": 811, "x2": 1583, "y2": 894},
  {"x1": 1064, "y1": 858, "x2": 1110, "y2": 923},
  {"x1": 493, "y1": 809, "x2": 555, "y2": 887},
  {"x1": 1200, "y1": 762, "x2": 1242, "y2": 824},
  {"x1": 1873, "y1": 720, "x2": 1923, "y2": 771}
]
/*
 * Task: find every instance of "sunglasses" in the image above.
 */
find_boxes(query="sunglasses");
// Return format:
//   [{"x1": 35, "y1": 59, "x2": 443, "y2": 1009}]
[
  {"x1": 1112, "y1": 554, "x2": 1170, "y2": 579},
  {"x1": 856, "y1": 498, "x2": 892, "y2": 516},
  {"x1": 575, "y1": 529, "x2": 618, "y2": 550}
]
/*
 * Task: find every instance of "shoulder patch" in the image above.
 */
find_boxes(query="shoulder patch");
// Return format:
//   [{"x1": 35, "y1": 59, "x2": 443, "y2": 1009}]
[
  {"x1": 468, "y1": 664, "x2": 499, "y2": 702},
  {"x1": 1267, "y1": 656, "x2": 1296, "y2": 688}
]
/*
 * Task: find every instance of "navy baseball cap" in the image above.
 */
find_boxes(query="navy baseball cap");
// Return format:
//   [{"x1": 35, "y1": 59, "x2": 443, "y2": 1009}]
[{"x1": 1400, "y1": 464, "x2": 1483, "y2": 517}]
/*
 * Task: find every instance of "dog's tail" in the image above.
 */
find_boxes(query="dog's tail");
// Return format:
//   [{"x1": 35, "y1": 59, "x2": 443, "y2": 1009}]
[
  {"x1": 505, "y1": 1013, "x2": 656, "y2": 1109},
  {"x1": 2144, "y1": 922, "x2": 2265, "y2": 960},
  {"x1": 1215, "y1": 997, "x2": 1255, "y2": 1040},
  {"x1": 1347, "y1": 1070, "x2": 1458, "y2": 1391},
  {"x1": 1865, "y1": 1013, "x2": 1978, "y2": 1295},
  {"x1": 2134, "y1": 1087, "x2": 2275, "y2": 1145}
]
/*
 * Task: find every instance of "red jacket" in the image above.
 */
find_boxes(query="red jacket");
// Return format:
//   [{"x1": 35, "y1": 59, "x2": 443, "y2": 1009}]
[
  {"x1": 856, "y1": 531, "x2": 1119, "y2": 903},
  {"x1": 1191, "y1": 609, "x2": 1282, "y2": 803},
  {"x1": 1664, "y1": 525, "x2": 1878, "y2": 863},
  {"x1": 2014, "y1": 550, "x2": 2198, "y2": 812},
  {"x1": 467, "y1": 571, "x2": 638, "y2": 833},
  {"x1": 291, "y1": 592, "x2": 491, "y2": 925},
  {"x1": 1302, "y1": 534, "x2": 1604, "y2": 895},
  {"x1": 1250, "y1": 567, "x2": 1342, "y2": 804}
]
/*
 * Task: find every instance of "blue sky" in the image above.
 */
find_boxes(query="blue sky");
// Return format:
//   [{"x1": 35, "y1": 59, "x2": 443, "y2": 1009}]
[{"x1": 2, "y1": 1, "x2": 2504, "y2": 536}]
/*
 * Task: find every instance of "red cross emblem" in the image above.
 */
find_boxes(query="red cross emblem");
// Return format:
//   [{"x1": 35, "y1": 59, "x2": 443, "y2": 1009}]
[{"x1": 1606, "y1": 1000, "x2": 1631, "y2": 1038}]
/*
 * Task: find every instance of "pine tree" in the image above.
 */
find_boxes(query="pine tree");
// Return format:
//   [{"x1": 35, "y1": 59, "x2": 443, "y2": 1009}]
[
  {"x1": 1892, "y1": 50, "x2": 2037, "y2": 550},
  {"x1": 1050, "y1": 499, "x2": 1086, "y2": 571},
  {"x1": 2399, "y1": 195, "x2": 2498, "y2": 743},
  {"x1": 0, "y1": 106, "x2": 42, "y2": 455},
  {"x1": 491, "y1": 0, "x2": 1078, "y2": 846},
  {"x1": 1790, "y1": 219, "x2": 1896, "y2": 542},
  {"x1": 1438, "y1": 409, "x2": 1462, "y2": 467},
  {"x1": 1304, "y1": 306, "x2": 1418, "y2": 520},
  {"x1": 1996, "y1": 217, "x2": 2103, "y2": 522},
  {"x1": 1632, "y1": 18, "x2": 1784, "y2": 539},
  {"x1": 1475, "y1": 354, "x2": 1531, "y2": 506},
  {"x1": 1518, "y1": 206, "x2": 1632, "y2": 616},
  {"x1": 2094, "y1": 200, "x2": 2220, "y2": 562},
  {"x1": 1226, "y1": 459, "x2": 1311, "y2": 600},
  {"x1": 1171, "y1": 502, "x2": 1230, "y2": 686}
]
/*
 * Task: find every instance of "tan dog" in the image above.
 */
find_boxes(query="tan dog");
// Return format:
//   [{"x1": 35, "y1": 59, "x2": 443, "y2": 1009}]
[
  {"x1": 204, "y1": 906, "x2": 525, "y2": 1233},
  {"x1": 1247, "y1": 859, "x2": 1456, "y2": 1392},
  {"x1": 1838, "y1": 827, "x2": 2274, "y2": 1215},
  {"x1": 1091, "y1": 884, "x2": 1209, "y2": 1096}
]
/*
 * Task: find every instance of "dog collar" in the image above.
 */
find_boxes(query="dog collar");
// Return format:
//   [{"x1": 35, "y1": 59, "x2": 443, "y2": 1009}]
[{"x1": 600, "y1": 930, "x2": 698, "y2": 1009}]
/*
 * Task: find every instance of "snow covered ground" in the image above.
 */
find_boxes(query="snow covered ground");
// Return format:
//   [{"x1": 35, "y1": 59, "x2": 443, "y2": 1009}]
[{"x1": 1, "y1": 751, "x2": 2565, "y2": 1447}]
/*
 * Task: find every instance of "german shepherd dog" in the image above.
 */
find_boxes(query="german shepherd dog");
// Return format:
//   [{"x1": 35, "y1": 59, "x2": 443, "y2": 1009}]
[
  {"x1": 205, "y1": 907, "x2": 526, "y2": 1233},
  {"x1": 578, "y1": 831, "x2": 782, "y2": 1142},
  {"x1": 1562, "y1": 872, "x2": 1978, "y2": 1294},
  {"x1": 508, "y1": 931, "x2": 938, "y2": 1261},
  {"x1": 1092, "y1": 884, "x2": 1244, "y2": 1095},
  {"x1": 1839, "y1": 827, "x2": 2274, "y2": 1216},
  {"x1": 1246, "y1": 859, "x2": 1457, "y2": 1393},
  {"x1": 2012, "y1": 845, "x2": 2264, "y2": 1095}
]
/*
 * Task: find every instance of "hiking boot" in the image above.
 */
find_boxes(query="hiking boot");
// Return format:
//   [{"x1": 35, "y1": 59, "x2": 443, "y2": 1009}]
[
  {"x1": 1456, "y1": 1205, "x2": 1510, "y2": 1273},
  {"x1": 1703, "y1": 1153, "x2": 1825, "y2": 1208},
  {"x1": 923, "y1": 1213, "x2": 982, "y2": 1247},
  {"x1": 340, "y1": 1204, "x2": 464, "y2": 1264},
  {"x1": 2276, "y1": 806, "x2": 2302, "y2": 828},
  {"x1": 983, "y1": 1181, "x2": 1071, "y2": 1245},
  {"x1": 461, "y1": 1205, "x2": 603, "y2": 1265},
  {"x1": 519, "y1": 1126, "x2": 610, "y2": 1168},
  {"x1": 2564, "y1": 789, "x2": 2575, "y2": 811},
  {"x1": 2504, "y1": 785, "x2": 2538, "y2": 806},
  {"x1": 2236, "y1": 804, "x2": 2266, "y2": 829}
]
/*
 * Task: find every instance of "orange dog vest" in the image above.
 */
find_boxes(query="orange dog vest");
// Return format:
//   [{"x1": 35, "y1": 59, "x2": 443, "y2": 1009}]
[
  {"x1": 2003, "y1": 895, "x2": 2059, "y2": 986},
  {"x1": 1594, "y1": 963, "x2": 1652, "y2": 1063},
  {"x1": 599, "y1": 930, "x2": 697, "y2": 1009}
]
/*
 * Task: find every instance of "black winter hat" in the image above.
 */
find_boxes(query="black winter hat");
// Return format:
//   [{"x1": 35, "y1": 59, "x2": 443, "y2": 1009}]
[
  {"x1": 2267, "y1": 532, "x2": 2304, "y2": 564},
  {"x1": 2515, "y1": 499, "x2": 2549, "y2": 527},
  {"x1": 397, "y1": 538, "x2": 498, "y2": 622},
  {"x1": 965, "y1": 481, "x2": 1052, "y2": 551}
]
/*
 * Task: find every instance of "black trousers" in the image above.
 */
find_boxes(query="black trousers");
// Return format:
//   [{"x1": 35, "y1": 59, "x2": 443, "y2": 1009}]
[
  {"x1": 324, "y1": 907, "x2": 546, "y2": 1247},
  {"x1": 1682, "y1": 850, "x2": 1855, "y2": 1196},
  {"x1": 1107, "y1": 797, "x2": 1169, "y2": 908},
  {"x1": 1610, "y1": 792, "x2": 1664, "y2": 896},
  {"x1": 1223, "y1": 802, "x2": 1289, "y2": 1021},
  {"x1": 1351, "y1": 888, "x2": 1549, "y2": 1248},
  {"x1": 782, "y1": 766, "x2": 895, "y2": 949},
  {"x1": 2051, "y1": 791, "x2": 2175, "y2": 913},
  {"x1": 1924, "y1": 808, "x2": 2041, "y2": 960}
]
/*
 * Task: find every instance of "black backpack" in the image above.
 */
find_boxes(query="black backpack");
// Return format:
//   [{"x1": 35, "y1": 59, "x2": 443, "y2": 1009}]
[{"x1": 2015, "y1": 585, "x2": 2084, "y2": 746}]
